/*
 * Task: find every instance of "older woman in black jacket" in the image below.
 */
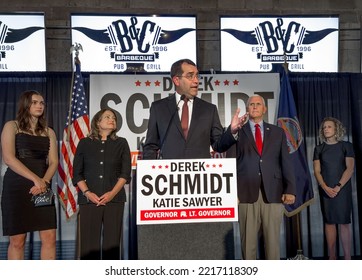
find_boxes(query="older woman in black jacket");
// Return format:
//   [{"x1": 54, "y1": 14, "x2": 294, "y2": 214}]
[{"x1": 72, "y1": 108, "x2": 131, "y2": 260}]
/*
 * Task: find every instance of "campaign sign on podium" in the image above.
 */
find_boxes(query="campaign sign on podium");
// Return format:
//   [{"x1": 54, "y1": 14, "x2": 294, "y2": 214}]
[{"x1": 137, "y1": 158, "x2": 238, "y2": 225}]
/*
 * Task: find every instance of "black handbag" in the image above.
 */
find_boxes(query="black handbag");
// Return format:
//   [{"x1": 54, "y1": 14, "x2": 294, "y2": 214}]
[{"x1": 31, "y1": 188, "x2": 55, "y2": 207}]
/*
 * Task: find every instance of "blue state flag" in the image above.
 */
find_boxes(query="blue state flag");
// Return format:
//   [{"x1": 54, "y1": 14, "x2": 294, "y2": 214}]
[{"x1": 277, "y1": 69, "x2": 314, "y2": 217}]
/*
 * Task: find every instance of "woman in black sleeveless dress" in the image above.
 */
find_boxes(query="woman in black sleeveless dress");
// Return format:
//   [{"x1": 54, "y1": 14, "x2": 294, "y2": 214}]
[
  {"x1": 313, "y1": 117, "x2": 355, "y2": 260},
  {"x1": 1, "y1": 90, "x2": 58, "y2": 259}
]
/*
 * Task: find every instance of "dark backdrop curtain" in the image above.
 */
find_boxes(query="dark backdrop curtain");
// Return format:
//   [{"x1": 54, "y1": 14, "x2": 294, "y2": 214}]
[
  {"x1": 288, "y1": 72, "x2": 362, "y2": 259},
  {"x1": 0, "y1": 72, "x2": 89, "y2": 259},
  {"x1": 0, "y1": 72, "x2": 361, "y2": 259},
  {"x1": 0, "y1": 72, "x2": 90, "y2": 133}
]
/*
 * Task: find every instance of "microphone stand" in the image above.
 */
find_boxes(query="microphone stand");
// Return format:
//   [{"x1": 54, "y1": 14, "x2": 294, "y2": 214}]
[{"x1": 158, "y1": 94, "x2": 185, "y2": 159}]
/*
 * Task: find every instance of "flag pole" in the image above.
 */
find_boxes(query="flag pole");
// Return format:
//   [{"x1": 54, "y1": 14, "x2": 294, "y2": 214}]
[
  {"x1": 283, "y1": 52, "x2": 289, "y2": 74},
  {"x1": 58, "y1": 42, "x2": 89, "y2": 219},
  {"x1": 287, "y1": 213, "x2": 309, "y2": 260},
  {"x1": 67, "y1": 43, "x2": 83, "y2": 141},
  {"x1": 281, "y1": 56, "x2": 309, "y2": 260},
  {"x1": 69, "y1": 43, "x2": 84, "y2": 259}
]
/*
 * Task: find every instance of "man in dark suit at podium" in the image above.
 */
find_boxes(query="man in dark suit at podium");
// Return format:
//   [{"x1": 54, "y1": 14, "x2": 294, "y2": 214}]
[
  {"x1": 141, "y1": 58, "x2": 247, "y2": 259},
  {"x1": 143, "y1": 58, "x2": 243, "y2": 160}
]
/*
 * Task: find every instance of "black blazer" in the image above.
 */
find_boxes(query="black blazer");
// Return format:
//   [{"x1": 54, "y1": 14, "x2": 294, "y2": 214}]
[
  {"x1": 143, "y1": 93, "x2": 236, "y2": 159},
  {"x1": 232, "y1": 121, "x2": 296, "y2": 203},
  {"x1": 72, "y1": 136, "x2": 132, "y2": 204}
]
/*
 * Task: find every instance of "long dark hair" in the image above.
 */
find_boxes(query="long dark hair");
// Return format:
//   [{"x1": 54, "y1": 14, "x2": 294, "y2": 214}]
[
  {"x1": 89, "y1": 109, "x2": 118, "y2": 140},
  {"x1": 16, "y1": 90, "x2": 47, "y2": 135}
]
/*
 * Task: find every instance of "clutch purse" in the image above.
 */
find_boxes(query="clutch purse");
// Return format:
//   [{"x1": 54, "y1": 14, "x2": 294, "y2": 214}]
[{"x1": 31, "y1": 188, "x2": 55, "y2": 207}]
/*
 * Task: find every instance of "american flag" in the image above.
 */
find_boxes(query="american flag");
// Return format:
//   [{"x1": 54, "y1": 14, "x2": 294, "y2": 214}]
[{"x1": 58, "y1": 61, "x2": 90, "y2": 219}]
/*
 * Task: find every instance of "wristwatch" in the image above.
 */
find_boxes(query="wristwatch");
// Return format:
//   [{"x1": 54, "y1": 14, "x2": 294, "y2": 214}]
[{"x1": 336, "y1": 183, "x2": 342, "y2": 187}]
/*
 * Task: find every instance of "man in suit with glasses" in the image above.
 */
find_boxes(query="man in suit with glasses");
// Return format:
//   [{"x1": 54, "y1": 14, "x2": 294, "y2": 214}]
[{"x1": 141, "y1": 58, "x2": 247, "y2": 259}]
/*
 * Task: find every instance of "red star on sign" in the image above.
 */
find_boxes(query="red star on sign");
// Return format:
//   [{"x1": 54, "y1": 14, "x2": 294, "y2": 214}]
[
  {"x1": 214, "y1": 80, "x2": 220, "y2": 86},
  {"x1": 154, "y1": 80, "x2": 161, "y2": 86},
  {"x1": 233, "y1": 79, "x2": 239, "y2": 85},
  {"x1": 135, "y1": 80, "x2": 142, "y2": 86},
  {"x1": 145, "y1": 80, "x2": 151, "y2": 86},
  {"x1": 223, "y1": 80, "x2": 230, "y2": 86}
]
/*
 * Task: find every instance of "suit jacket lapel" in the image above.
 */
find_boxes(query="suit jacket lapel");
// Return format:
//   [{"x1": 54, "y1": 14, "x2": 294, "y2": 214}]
[
  {"x1": 262, "y1": 122, "x2": 272, "y2": 154},
  {"x1": 168, "y1": 93, "x2": 185, "y2": 139}
]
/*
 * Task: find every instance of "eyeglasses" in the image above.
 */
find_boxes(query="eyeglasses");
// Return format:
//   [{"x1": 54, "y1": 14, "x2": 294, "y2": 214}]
[{"x1": 177, "y1": 73, "x2": 201, "y2": 80}]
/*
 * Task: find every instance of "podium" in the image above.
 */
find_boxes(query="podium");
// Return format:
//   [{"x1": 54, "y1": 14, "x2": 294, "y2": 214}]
[{"x1": 136, "y1": 158, "x2": 238, "y2": 259}]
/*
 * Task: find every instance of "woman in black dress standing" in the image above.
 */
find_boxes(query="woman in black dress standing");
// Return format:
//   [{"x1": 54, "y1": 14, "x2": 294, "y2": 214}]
[
  {"x1": 313, "y1": 117, "x2": 355, "y2": 260},
  {"x1": 1, "y1": 90, "x2": 58, "y2": 259}
]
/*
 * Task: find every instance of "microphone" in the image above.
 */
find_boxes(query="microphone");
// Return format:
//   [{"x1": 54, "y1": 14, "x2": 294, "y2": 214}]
[{"x1": 158, "y1": 94, "x2": 185, "y2": 159}]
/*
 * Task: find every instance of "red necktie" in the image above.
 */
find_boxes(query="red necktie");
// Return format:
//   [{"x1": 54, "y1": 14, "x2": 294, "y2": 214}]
[
  {"x1": 181, "y1": 98, "x2": 189, "y2": 139},
  {"x1": 255, "y1": 123, "x2": 263, "y2": 154}
]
